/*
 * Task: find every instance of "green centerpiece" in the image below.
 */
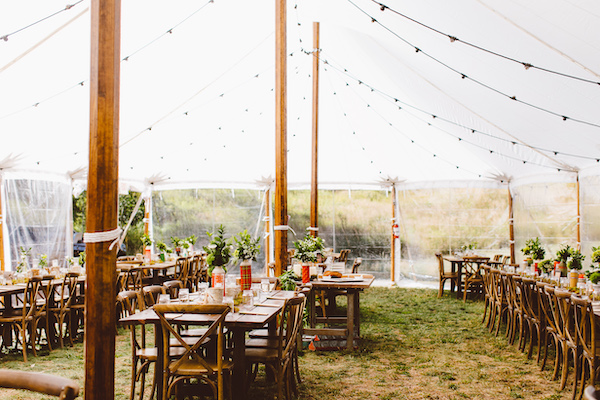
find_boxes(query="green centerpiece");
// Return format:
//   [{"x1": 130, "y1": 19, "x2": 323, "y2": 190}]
[{"x1": 203, "y1": 225, "x2": 232, "y2": 278}]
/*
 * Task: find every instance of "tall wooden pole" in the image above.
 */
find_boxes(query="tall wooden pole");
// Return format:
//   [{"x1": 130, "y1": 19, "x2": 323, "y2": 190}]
[
  {"x1": 390, "y1": 184, "x2": 396, "y2": 282},
  {"x1": 576, "y1": 174, "x2": 581, "y2": 250},
  {"x1": 264, "y1": 188, "x2": 271, "y2": 275},
  {"x1": 508, "y1": 187, "x2": 515, "y2": 264},
  {"x1": 309, "y1": 22, "x2": 320, "y2": 238},
  {"x1": 86, "y1": 0, "x2": 120, "y2": 399},
  {"x1": 143, "y1": 196, "x2": 151, "y2": 237},
  {"x1": 274, "y1": 0, "x2": 288, "y2": 276},
  {"x1": 0, "y1": 179, "x2": 5, "y2": 271}
]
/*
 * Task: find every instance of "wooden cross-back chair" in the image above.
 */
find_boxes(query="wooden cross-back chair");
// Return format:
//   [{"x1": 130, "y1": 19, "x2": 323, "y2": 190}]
[
  {"x1": 572, "y1": 296, "x2": 600, "y2": 399},
  {"x1": 245, "y1": 295, "x2": 306, "y2": 400},
  {"x1": 153, "y1": 304, "x2": 233, "y2": 400},
  {"x1": 435, "y1": 253, "x2": 459, "y2": 298},
  {"x1": 48, "y1": 272, "x2": 80, "y2": 348},
  {"x1": 0, "y1": 276, "x2": 43, "y2": 362}
]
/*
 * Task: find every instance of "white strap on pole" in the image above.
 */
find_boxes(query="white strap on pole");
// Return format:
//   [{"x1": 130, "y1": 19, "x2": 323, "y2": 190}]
[
  {"x1": 83, "y1": 227, "x2": 123, "y2": 250},
  {"x1": 274, "y1": 225, "x2": 296, "y2": 236},
  {"x1": 307, "y1": 227, "x2": 319, "y2": 231},
  {"x1": 509, "y1": 240, "x2": 515, "y2": 244}
]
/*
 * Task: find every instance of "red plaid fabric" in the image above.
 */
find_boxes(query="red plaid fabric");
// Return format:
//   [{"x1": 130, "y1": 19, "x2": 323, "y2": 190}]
[{"x1": 240, "y1": 263, "x2": 252, "y2": 290}]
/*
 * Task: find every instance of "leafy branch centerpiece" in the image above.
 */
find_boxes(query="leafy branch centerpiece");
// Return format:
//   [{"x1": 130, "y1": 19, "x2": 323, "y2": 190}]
[
  {"x1": 141, "y1": 233, "x2": 153, "y2": 263},
  {"x1": 521, "y1": 237, "x2": 545, "y2": 274},
  {"x1": 233, "y1": 230, "x2": 261, "y2": 290},
  {"x1": 155, "y1": 240, "x2": 171, "y2": 262},
  {"x1": 203, "y1": 225, "x2": 232, "y2": 288},
  {"x1": 555, "y1": 244, "x2": 573, "y2": 277},
  {"x1": 293, "y1": 234, "x2": 325, "y2": 283}
]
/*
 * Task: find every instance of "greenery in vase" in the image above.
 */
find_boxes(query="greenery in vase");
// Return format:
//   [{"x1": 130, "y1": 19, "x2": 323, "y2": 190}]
[
  {"x1": 538, "y1": 259, "x2": 553, "y2": 274},
  {"x1": 590, "y1": 271, "x2": 600, "y2": 284},
  {"x1": 156, "y1": 240, "x2": 169, "y2": 253},
  {"x1": 203, "y1": 225, "x2": 231, "y2": 276},
  {"x1": 555, "y1": 244, "x2": 573, "y2": 263},
  {"x1": 170, "y1": 236, "x2": 183, "y2": 248},
  {"x1": 233, "y1": 230, "x2": 261, "y2": 261},
  {"x1": 186, "y1": 235, "x2": 197, "y2": 246},
  {"x1": 591, "y1": 246, "x2": 600, "y2": 264},
  {"x1": 141, "y1": 233, "x2": 153, "y2": 248},
  {"x1": 293, "y1": 234, "x2": 325, "y2": 263},
  {"x1": 568, "y1": 249, "x2": 584, "y2": 270},
  {"x1": 17, "y1": 246, "x2": 31, "y2": 273},
  {"x1": 182, "y1": 241, "x2": 190, "y2": 250},
  {"x1": 521, "y1": 237, "x2": 545, "y2": 260},
  {"x1": 460, "y1": 242, "x2": 477, "y2": 253},
  {"x1": 38, "y1": 254, "x2": 48, "y2": 268},
  {"x1": 79, "y1": 252, "x2": 86, "y2": 266},
  {"x1": 279, "y1": 270, "x2": 299, "y2": 291}
]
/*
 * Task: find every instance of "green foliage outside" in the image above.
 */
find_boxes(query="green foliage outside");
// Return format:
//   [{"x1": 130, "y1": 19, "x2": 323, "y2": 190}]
[{"x1": 72, "y1": 191, "x2": 146, "y2": 254}]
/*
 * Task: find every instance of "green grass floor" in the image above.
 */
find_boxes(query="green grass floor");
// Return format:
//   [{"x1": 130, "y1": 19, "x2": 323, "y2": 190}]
[{"x1": 0, "y1": 287, "x2": 573, "y2": 399}]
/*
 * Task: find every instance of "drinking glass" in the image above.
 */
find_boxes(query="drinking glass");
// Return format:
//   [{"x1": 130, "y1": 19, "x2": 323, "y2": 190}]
[
  {"x1": 158, "y1": 294, "x2": 170, "y2": 304},
  {"x1": 223, "y1": 296, "x2": 235, "y2": 312},
  {"x1": 261, "y1": 278, "x2": 270, "y2": 293},
  {"x1": 179, "y1": 288, "x2": 189, "y2": 303}
]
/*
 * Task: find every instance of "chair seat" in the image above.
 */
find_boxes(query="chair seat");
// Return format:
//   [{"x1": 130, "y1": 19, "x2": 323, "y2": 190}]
[
  {"x1": 179, "y1": 327, "x2": 210, "y2": 337},
  {"x1": 248, "y1": 328, "x2": 285, "y2": 338},
  {"x1": 170, "y1": 358, "x2": 234, "y2": 376},
  {"x1": 169, "y1": 336, "x2": 210, "y2": 348},
  {"x1": 138, "y1": 346, "x2": 187, "y2": 360},
  {"x1": 246, "y1": 337, "x2": 284, "y2": 349},
  {"x1": 245, "y1": 346, "x2": 280, "y2": 362}
]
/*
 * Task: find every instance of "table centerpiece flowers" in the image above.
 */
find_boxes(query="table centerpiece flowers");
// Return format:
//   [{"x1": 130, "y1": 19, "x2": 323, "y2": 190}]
[
  {"x1": 203, "y1": 225, "x2": 232, "y2": 289},
  {"x1": 521, "y1": 237, "x2": 545, "y2": 273},
  {"x1": 233, "y1": 230, "x2": 261, "y2": 290},
  {"x1": 293, "y1": 234, "x2": 325, "y2": 283}
]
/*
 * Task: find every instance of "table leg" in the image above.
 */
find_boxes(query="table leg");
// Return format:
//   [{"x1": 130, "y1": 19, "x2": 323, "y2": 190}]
[
  {"x1": 231, "y1": 327, "x2": 246, "y2": 400},
  {"x1": 355, "y1": 291, "x2": 360, "y2": 338},
  {"x1": 1, "y1": 294, "x2": 13, "y2": 347},
  {"x1": 154, "y1": 324, "x2": 165, "y2": 400},
  {"x1": 309, "y1": 287, "x2": 316, "y2": 328},
  {"x1": 347, "y1": 291, "x2": 356, "y2": 350},
  {"x1": 456, "y1": 262, "x2": 463, "y2": 299}
]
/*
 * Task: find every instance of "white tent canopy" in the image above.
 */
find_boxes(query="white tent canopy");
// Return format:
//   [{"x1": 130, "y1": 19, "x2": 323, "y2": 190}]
[{"x1": 1, "y1": 0, "x2": 599, "y2": 191}]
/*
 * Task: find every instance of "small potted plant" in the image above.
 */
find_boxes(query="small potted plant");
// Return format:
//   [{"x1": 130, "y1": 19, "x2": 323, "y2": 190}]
[
  {"x1": 293, "y1": 234, "x2": 325, "y2": 283},
  {"x1": 17, "y1": 246, "x2": 31, "y2": 273},
  {"x1": 460, "y1": 242, "x2": 478, "y2": 256},
  {"x1": 186, "y1": 234, "x2": 198, "y2": 253},
  {"x1": 538, "y1": 259, "x2": 553, "y2": 275},
  {"x1": 141, "y1": 233, "x2": 153, "y2": 263},
  {"x1": 203, "y1": 225, "x2": 232, "y2": 288},
  {"x1": 233, "y1": 230, "x2": 261, "y2": 290},
  {"x1": 38, "y1": 254, "x2": 48, "y2": 275},
  {"x1": 555, "y1": 244, "x2": 573, "y2": 277},
  {"x1": 522, "y1": 237, "x2": 545, "y2": 271},
  {"x1": 156, "y1": 240, "x2": 169, "y2": 262},
  {"x1": 171, "y1": 236, "x2": 183, "y2": 256},
  {"x1": 568, "y1": 249, "x2": 585, "y2": 288},
  {"x1": 592, "y1": 246, "x2": 600, "y2": 267}
]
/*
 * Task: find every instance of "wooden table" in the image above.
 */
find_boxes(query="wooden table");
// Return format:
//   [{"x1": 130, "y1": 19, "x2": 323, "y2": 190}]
[
  {"x1": 442, "y1": 256, "x2": 490, "y2": 298},
  {"x1": 117, "y1": 261, "x2": 177, "y2": 285},
  {"x1": 304, "y1": 274, "x2": 374, "y2": 350},
  {"x1": 119, "y1": 291, "x2": 296, "y2": 400}
]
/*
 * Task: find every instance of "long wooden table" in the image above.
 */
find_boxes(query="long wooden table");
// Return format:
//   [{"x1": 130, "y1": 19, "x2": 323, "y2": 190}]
[
  {"x1": 304, "y1": 274, "x2": 374, "y2": 350},
  {"x1": 119, "y1": 290, "x2": 296, "y2": 400}
]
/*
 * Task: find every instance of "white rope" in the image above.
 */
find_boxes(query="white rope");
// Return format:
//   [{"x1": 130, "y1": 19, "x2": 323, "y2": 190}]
[
  {"x1": 307, "y1": 227, "x2": 319, "y2": 231},
  {"x1": 509, "y1": 240, "x2": 515, "y2": 244},
  {"x1": 83, "y1": 227, "x2": 122, "y2": 250},
  {"x1": 274, "y1": 225, "x2": 289, "y2": 231},
  {"x1": 263, "y1": 216, "x2": 271, "y2": 221}
]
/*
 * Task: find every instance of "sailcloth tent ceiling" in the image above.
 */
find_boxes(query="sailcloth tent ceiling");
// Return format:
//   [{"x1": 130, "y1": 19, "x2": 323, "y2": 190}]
[{"x1": 1, "y1": 0, "x2": 599, "y2": 191}]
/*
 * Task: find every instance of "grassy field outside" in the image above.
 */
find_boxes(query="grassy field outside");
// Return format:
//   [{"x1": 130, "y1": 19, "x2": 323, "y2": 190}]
[{"x1": 0, "y1": 287, "x2": 571, "y2": 399}]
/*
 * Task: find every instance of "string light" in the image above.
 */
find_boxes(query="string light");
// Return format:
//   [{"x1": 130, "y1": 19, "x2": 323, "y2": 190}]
[
  {"x1": 372, "y1": 0, "x2": 600, "y2": 86},
  {"x1": 0, "y1": 1, "x2": 85, "y2": 43},
  {"x1": 122, "y1": 0, "x2": 214, "y2": 61},
  {"x1": 345, "y1": 0, "x2": 600, "y2": 129},
  {"x1": 316, "y1": 51, "x2": 600, "y2": 163}
]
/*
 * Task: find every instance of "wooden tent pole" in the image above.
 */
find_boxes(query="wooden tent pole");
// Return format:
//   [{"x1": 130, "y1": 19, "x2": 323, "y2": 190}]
[
  {"x1": 85, "y1": 0, "x2": 120, "y2": 399},
  {"x1": 0, "y1": 179, "x2": 4, "y2": 271},
  {"x1": 309, "y1": 22, "x2": 320, "y2": 238},
  {"x1": 264, "y1": 188, "x2": 271, "y2": 276},
  {"x1": 577, "y1": 174, "x2": 581, "y2": 250},
  {"x1": 508, "y1": 186, "x2": 515, "y2": 264},
  {"x1": 274, "y1": 0, "x2": 288, "y2": 276},
  {"x1": 143, "y1": 196, "x2": 151, "y2": 237},
  {"x1": 391, "y1": 184, "x2": 396, "y2": 282}
]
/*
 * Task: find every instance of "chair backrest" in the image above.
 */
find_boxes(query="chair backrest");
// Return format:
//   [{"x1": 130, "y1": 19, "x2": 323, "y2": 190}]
[
  {"x1": 280, "y1": 295, "x2": 306, "y2": 361},
  {"x1": 174, "y1": 257, "x2": 190, "y2": 285},
  {"x1": 554, "y1": 288, "x2": 576, "y2": 344},
  {"x1": 435, "y1": 253, "x2": 445, "y2": 277},
  {"x1": 338, "y1": 249, "x2": 351, "y2": 263},
  {"x1": 52, "y1": 273, "x2": 80, "y2": 312},
  {"x1": 351, "y1": 258, "x2": 362, "y2": 274},
  {"x1": 520, "y1": 277, "x2": 539, "y2": 320},
  {"x1": 123, "y1": 267, "x2": 143, "y2": 292},
  {"x1": 0, "y1": 369, "x2": 79, "y2": 399},
  {"x1": 142, "y1": 285, "x2": 165, "y2": 308},
  {"x1": 572, "y1": 296, "x2": 596, "y2": 358},
  {"x1": 502, "y1": 256, "x2": 511, "y2": 265},
  {"x1": 163, "y1": 280, "x2": 183, "y2": 299},
  {"x1": 153, "y1": 303, "x2": 230, "y2": 398},
  {"x1": 117, "y1": 255, "x2": 137, "y2": 262},
  {"x1": 116, "y1": 290, "x2": 141, "y2": 317},
  {"x1": 540, "y1": 285, "x2": 561, "y2": 335}
]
